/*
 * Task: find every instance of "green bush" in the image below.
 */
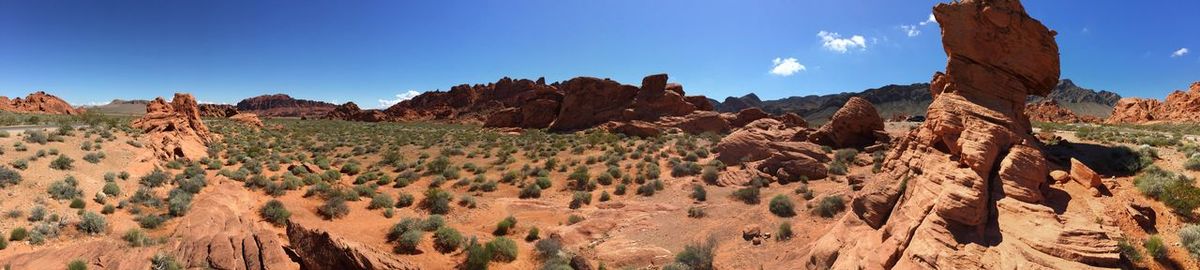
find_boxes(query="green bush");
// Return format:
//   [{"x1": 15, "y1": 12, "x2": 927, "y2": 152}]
[
  {"x1": 569, "y1": 191, "x2": 591, "y2": 209},
  {"x1": 317, "y1": 197, "x2": 350, "y2": 220},
  {"x1": 78, "y1": 211, "x2": 107, "y2": 234},
  {"x1": 150, "y1": 252, "x2": 183, "y2": 270},
  {"x1": 50, "y1": 155, "x2": 74, "y2": 170},
  {"x1": 0, "y1": 166, "x2": 21, "y2": 187},
  {"x1": 486, "y1": 237, "x2": 518, "y2": 262},
  {"x1": 422, "y1": 215, "x2": 446, "y2": 231},
  {"x1": 1145, "y1": 235, "x2": 1167, "y2": 259},
  {"x1": 525, "y1": 227, "x2": 540, "y2": 242},
  {"x1": 140, "y1": 169, "x2": 170, "y2": 188},
  {"x1": 1135, "y1": 166, "x2": 1200, "y2": 215},
  {"x1": 687, "y1": 207, "x2": 705, "y2": 218},
  {"x1": 166, "y1": 190, "x2": 193, "y2": 216},
  {"x1": 519, "y1": 183, "x2": 541, "y2": 199},
  {"x1": 1117, "y1": 238, "x2": 1142, "y2": 262},
  {"x1": 138, "y1": 214, "x2": 166, "y2": 229},
  {"x1": 769, "y1": 195, "x2": 796, "y2": 217},
  {"x1": 1180, "y1": 224, "x2": 1200, "y2": 258},
  {"x1": 421, "y1": 188, "x2": 453, "y2": 215},
  {"x1": 393, "y1": 230, "x2": 423, "y2": 254},
  {"x1": 69, "y1": 198, "x2": 86, "y2": 209},
  {"x1": 10, "y1": 227, "x2": 27, "y2": 241},
  {"x1": 691, "y1": 184, "x2": 707, "y2": 202},
  {"x1": 814, "y1": 195, "x2": 846, "y2": 218},
  {"x1": 260, "y1": 199, "x2": 291, "y2": 226},
  {"x1": 396, "y1": 192, "x2": 415, "y2": 208},
  {"x1": 776, "y1": 222, "x2": 793, "y2": 241},
  {"x1": 433, "y1": 226, "x2": 463, "y2": 253},
  {"x1": 68, "y1": 259, "x2": 87, "y2": 270},
  {"x1": 463, "y1": 237, "x2": 490, "y2": 270},
  {"x1": 701, "y1": 167, "x2": 718, "y2": 184},
  {"x1": 48, "y1": 176, "x2": 82, "y2": 200},
  {"x1": 369, "y1": 193, "x2": 394, "y2": 210},
  {"x1": 674, "y1": 237, "x2": 716, "y2": 270},
  {"x1": 494, "y1": 216, "x2": 517, "y2": 236},
  {"x1": 731, "y1": 186, "x2": 760, "y2": 204},
  {"x1": 102, "y1": 182, "x2": 121, "y2": 196},
  {"x1": 123, "y1": 228, "x2": 154, "y2": 247},
  {"x1": 567, "y1": 214, "x2": 585, "y2": 225}
]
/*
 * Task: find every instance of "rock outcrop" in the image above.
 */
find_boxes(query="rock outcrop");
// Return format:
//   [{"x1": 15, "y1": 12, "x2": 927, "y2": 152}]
[
  {"x1": 0, "y1": 91, "x2": 80, "y2": 115},
  {"x1": 229, "y1": 113, "x2": 264, "y2": 128},
  {"x1": 802, "y1": 1, "x2": 1121, "y2": 268},
  {"x1": 809, "y1": 97, "x2": 885, "y2": 149},
  {"x1": 287, "y1": 222, "x2": 419, "y2": 270},
  {"x1": 236, "y1": 94, "x2": 338, "y2": 118},
  {"x1": 325, "y1": 102, "x2": 390, "y2": 122},
  {"x1": 131, "y1": 93, "x2": 220, "y2": 161},
  {"x1": 1026, "y1": 99, "x2": 1088, "y2": 123},
  {"x1": 1106, "y1": 82, "x2": 1200, "y2": 124},
  {"x1": 198, "y1": 103, "x2": 239, "y2": 118},
  {"x1": 713, "y1": 118, "x2": 828, "y2": 185}
]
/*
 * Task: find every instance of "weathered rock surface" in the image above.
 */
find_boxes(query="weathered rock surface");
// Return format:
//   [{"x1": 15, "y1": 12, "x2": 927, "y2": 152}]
[
  {"x1": 198, "y1": 103, "x2": 239, "y2": 118},
  {"x1": 809, "y1": 97, "x2": 885, "y2": 148},
  {"x1": 801, "y1": 1, "x2": 1121, "y2": 268},
  {"x1": 229, "y1": 112, "x2": 264, "y2": 128},
  {"x1": 0, "y1": 91, "x2": 80, "y2": 115},
  {"x1": 713, "y1": 118, "x2": 827, "y2": 185},
  {"x1": 1070, "y1": 158, "x2": 1102, "y2": 189},
  {"x1": 131, "y1": 93, "x2": 220, "y2": 161},
  {"x1": 286, "y1": 222, "x2": 419, "y2": 270},
  {"x1": 1027, "y1": 99, "x2": 1087, "y2": 123},
  {"x1": 325, "y1": 102, "x2": 390, "y2": 122},
  {"x1": 236, "y1": 94, "x2": 337, "y2": 118},
  {"x1": 1107, "y1": 82, "x2": 1200, "y2": 123}
]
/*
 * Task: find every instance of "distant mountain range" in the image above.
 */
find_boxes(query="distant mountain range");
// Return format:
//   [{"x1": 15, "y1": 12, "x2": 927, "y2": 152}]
[
  {"x1": 709, "y1": 79, "x2": 1120, "y2": 124},
  {"x1": 88, "y1": 94, "x2": 338, "y2": 117}
]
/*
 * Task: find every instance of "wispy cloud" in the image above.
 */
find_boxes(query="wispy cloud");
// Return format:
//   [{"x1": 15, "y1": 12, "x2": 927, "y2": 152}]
[
  {"x1": 769, "y1": 57, "x2": 806, "y2": 76},
  {"x1": 1172, "y1": 48, "x2": 1190, "y2": 58},
  {"x1": 919, "y1": 13, "x2": 936, "y2": 26},
  {"x1": 377, "y1": 91, "x2": 421, "y2": 108},
  {"x1": 900, "y1": 14, "x2": 937, "y2": 38},
  {"x1": 817, "y1": 31, "x2": 867, "y2": 53}
]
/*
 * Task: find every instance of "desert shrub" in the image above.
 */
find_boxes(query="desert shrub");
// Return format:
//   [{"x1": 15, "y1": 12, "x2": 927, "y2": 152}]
[
  {"x1": 10, "y1": 159, "x2": 28, "y2": 170},
  {"x1": 776, "y1": 222, "x2": 793, "y2": 241},
  {"x1": 68, "y1": 260, "x2": 87, "y2": 270},
  {"x1": 421, "y1": 188, "x2": 453, "y2": 215},
  {"x1": 691, "y1": 184, "x2": 707, "y2": 202},
  {"x1": 150, "y1": 252, "x2": 183, "y2": 270},
  {"x1": 535, "y1": 237, "x2": 563, "y2": 259},
  {"x1": 422, "y1": 215, "x2": 446, "y2": 231},
  {"x1": 340, "y1": 162, "x2": 362, "y2": 175},
  {"x1": 567, "y1": 214, "x2": 585, "y2": 225},
  {"x1": 260, "y1": 200, "x2": 291, "y2": 226},
  {"x1": 166, "y1": 189, "x2": 193, "y2": 216},
  {"x1": 369, "y1": 193, "x2": 394, "y2": 210},
  {"x1": 101, "y1": 204, "x2": 115, "y2": 214},
  {"x1": 731, "y1": 186, "x2": 760, "y2": 204},
  {"x1": 317, "y1": 197, "x2": 350, "y2": 220},
  {"x1": 48, "y1": 176, "x2": 82, "y2": 200},
  {"x1": 769, "y1": 195, "x2": 796, "y2": 217},
  {"x1": 102, "y1": 182, "x2": 121, "y2": 196},
  {"x1": 525, "y1": 227, "x2": 540, "y2": 242},
  {"x1": 1180, "y1": 224, "x2": 1200, "y2": 258},
  {"x1": 687, "y1": 207, "x2": 706, "y2": 218},
  {"x1": 137, "y1": 214, "x2": 166, "y2": 229},
  {"x1": 1145, "y1": 235, "x2": 1167, "y2": 259},
  {"x1": 1187, "y1": 156, "x2": 1200, "y2": 171},
  {"x1": 814, "y1": 195, "x2": 846, "y2": 218},
  {"x1": 10, "y1": 227, "x2": 27, "y2": 241},
  {"x1": 1135, "y1": 166, "x2": 1200, "y2": 215},
  {"x1": 433, "y1": 226, "x2": 463, "y2": 253},
  {"x1": 671, "y1": 162, "x2": 703, "y2": 177},
  {"x1": 701, "y1": 167, "x2": 718, "y2": 184},
  {"x1": 140, "y1": 169, "x2": 170, "y2": 188},
  {"x1": 78, "y1": 211, "x2": 107, "y2": 234},
  {"x1": 395, "y1": 192, "x2": 414, "y2": 208},
  {"x1": 519, "y1": 183, "x2": 542, "y2": 199},
  {"x1": 123, "y1": 228, "x2": 154, "y2": 247},
  {"x1": 569, "y1": 191, "x2": 591, "y2": 209},
  {"x1": 636, "y1": 183, "x2": 656, "y2": 196},
  {"x1": 486, "y1": 237, "x2": 518, "y2": 262},
  {"x1": 69, "y1": 198, "x2": 86, "y2": 209},
  {"x1": 828, "y1": 159, "x2": 848, "y2": 175},
  {"x1": 463, "y1": 237, "x2": 490, "y2": 270},
  {"x1": 50, "y1": 155, "x2": 74, "y2": 170},
  {"x1": 599, "y1": 191, "x2": 610, "y2": 202},
  {"x1": 83, "y1": 152, "x2": 105, "y2": 164},
  {"x1": 28, "y1": 206, "x2": 44, "y2": 221},
  {"x1": 393, "y1": 230, "x2": 423, "y2": 254},
  {"x1": 0, "y1": 166, "x2": 21, "y2": 187},
  {"x1": 388, "y1": 218, "x2": 420, "y2": 242},
  {"x1": 596, "y1": 172, "x2": 613, "y2": 185},
  {"x1": 494, "y1": 216, "x2": 517, "y2": 236},
  {"x1": 0, "y1": 235, "x2": 6, "y2": 249},
  {"x1": 674, "y1": 237, "x2": 717, "y2": 270},
  {"x1": 25, "y1": 130, "x2": 48, "y2": 144},
  {"x1": 568, "y1": 165, "x2": 590, "y2": 191}
]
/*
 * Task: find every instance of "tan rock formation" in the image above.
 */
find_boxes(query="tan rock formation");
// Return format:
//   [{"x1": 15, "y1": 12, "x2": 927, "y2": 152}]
[
  {"x1": 809, "y1": 97, "x2": 885, "y2": 149},
  {"x1": 131, "y1": 93, "x2": 219, "y2": 161},
  {"x1": 1026, "y1": 99, "x2": 1086, "y2": 123},
  {"x1": 801, "y1": 1, "x2": 1121, "y2": 268},
  {"x1": 286, "y1": 222, "x2": 419, "y2": 270},
  {"x1": 1106, "y1": 82, "x2": 1200, "y2": 123},
  {"x1": 229, "y1": 113, "x2": 264, "y2": 128}
]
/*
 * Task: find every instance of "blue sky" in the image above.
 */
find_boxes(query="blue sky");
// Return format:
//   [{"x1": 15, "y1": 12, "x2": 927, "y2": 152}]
[{"x1": 1, "y1": 0, "x2": 1197, "y2": 108}]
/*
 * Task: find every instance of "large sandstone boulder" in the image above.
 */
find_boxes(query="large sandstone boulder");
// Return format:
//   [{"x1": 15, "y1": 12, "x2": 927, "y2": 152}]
[
  {"x1": 0, "y1": 91, "x2": 80, "y2": 115},
  {"x1": 801, "y1": 1, "x2": 1121, "y2": 268},
  {"x1": 714, "y1": 118, "x2": 828, "y2": 184},
  {"x1": 229, "y1": 113, "x2": 264, "y2": 128},
  {"x1": 809, "y1": 97, "x2": 885, "y2": 149},
  {"x1": 131, "y1": 93, "x2": 219, "y2": 161}
]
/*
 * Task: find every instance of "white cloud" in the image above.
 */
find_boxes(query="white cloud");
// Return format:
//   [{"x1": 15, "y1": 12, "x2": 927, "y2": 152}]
[
  {"x1": 900, "y1": 25, "x2": 920, "y2": 37},
  {"x1": 817, "y1": 31, "x2": 867, "y2": 53},
  {"x1": 769, "y1": 57, "x2": 806, "y2": 76},
  {"x1": 1172, "y1": 48, "x2": 1190, "y2": 58},
  {"x1": 919, "y1": 13, "x2": 936, "y2": 26},
  {"x1": 378, "y1": 90, "x2": 421, "y2": 108}
]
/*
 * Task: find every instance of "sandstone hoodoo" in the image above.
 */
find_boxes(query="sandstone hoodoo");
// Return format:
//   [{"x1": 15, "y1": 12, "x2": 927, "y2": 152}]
[
  {"x1": 131, "y1": 93, "x2": 220, "y2": 161},
  {"x1": 1106, "y1": 81, "x2": 1200, "y2": 124},
  {"x1": 0, "y1": 91, "x2": 81, "y2": 115},
  {"x1": 808, "y1": 96, "x2": 886, "y2": 149},
  {"x1": 803, "y1": 0, "x2": 1121, "y2": 268}
]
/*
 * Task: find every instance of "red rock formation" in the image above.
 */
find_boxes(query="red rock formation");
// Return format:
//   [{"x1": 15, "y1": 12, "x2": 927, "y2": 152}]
[
  {"x1": 1026, "y1": 99, "x2": 1086, "y2": 123},
  {"x1": 287, "y1": 222, "x2": 419, "y2": 270},
  {"x1": 325, "y1": 102, "x2": 391, "y2": 122},
  {"x1": 131, "y1": 93, "x2": 219, "y2": 161},
  {"x1": 198, "y1": 103, "x2": 239, "y2": 118},
  {"x1": 229, "y1": 113, "x2": 264, "y2": 128},
  {"x1": 802, "y1": 1, "x2": 1120, "y2": 268},
  {"x1": 236, "y1": 94, "x2": 337, "y2": 117},
  {"x1": 1106, "y1": 82, "x2": 1200, "y2": 123},
  {"x1": 809, "y1": 97, "x2": 885, "y2": 149},
  {"x1": 713, "y1": 118, "x2": 827, "y2": 185},
  {"x1": 0, "y1": 91, "x2": 80, "y2": 115}
]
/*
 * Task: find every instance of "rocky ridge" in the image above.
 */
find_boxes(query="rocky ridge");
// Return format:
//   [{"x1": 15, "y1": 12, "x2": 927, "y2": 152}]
[
  {"x1": 0, "y1": 91, "x2": 81, "y2": 115},
  {"x1": 1106, "y1": 82, "x2": 1200, "y2": 124}
]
